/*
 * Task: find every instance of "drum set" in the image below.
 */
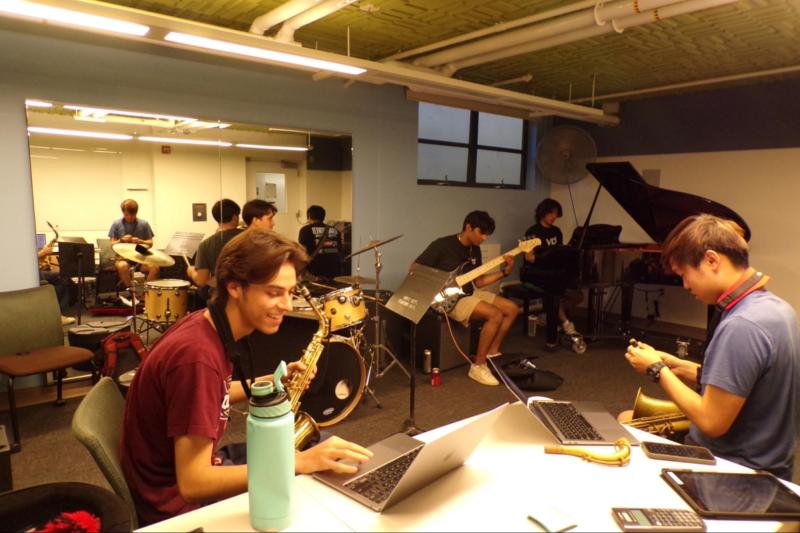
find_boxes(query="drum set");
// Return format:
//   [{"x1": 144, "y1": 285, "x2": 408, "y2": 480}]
[
  {"x1": 112, "y1": 243, "x2": 191, "y2": 338},
  {"x1": 291, "y1": 234, "x2": 406, "y2": 428}
]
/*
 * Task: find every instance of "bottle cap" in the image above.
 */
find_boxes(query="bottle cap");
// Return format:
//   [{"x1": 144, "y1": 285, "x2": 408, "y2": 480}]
[{"x1": 249, "y1": 364, "x2": 291, "y2": 418}]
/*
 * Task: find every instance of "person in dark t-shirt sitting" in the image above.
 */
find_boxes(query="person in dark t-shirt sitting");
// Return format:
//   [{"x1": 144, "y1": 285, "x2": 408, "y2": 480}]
[
  {"x1": 298, "y1": 205, "x2": 342, "y2": 280},
  {"x1": 520, "y1": 198, "x2": 583, "y2": 349},
  {"x1": 415, "y1": 211, "x2": 519, "y2": 387},
  {"x1": 121, "y1": 229, "x2": 372, "y2": 525},
  {"x1": 187, "y1": 199, "x2": 243, "y2": 307}
]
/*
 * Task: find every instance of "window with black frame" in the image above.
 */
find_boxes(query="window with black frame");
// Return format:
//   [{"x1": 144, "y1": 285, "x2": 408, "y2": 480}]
[{"x1": 417, "y1": 103, "x2": 528, "y2": 189}]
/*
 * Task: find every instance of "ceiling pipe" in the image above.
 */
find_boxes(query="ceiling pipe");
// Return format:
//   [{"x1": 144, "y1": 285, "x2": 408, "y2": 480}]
[
  {"x1": 570, "y1": 63, "x2": 800, "y2": 103},
  {"x1": 274, "y1": 0, "x2": 357, "y2": 44},
  {"x1": 412, "y1": 0, "x2": 683, "y2": 69},
  {"x1": 442, "y1": 0, "x2": 739, "y2": 75},
  {"x1": 249, "y1": 0, "x2": 324, "y2": 35},
  {"x1": 383, "y1": 0, "x2": 597, "y2": 62},
  {"x1": 491, "y1": 73, "x2": 534, "y2": 87}
]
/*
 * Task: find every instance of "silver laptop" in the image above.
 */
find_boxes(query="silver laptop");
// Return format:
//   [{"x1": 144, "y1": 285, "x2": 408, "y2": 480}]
[
  {"x1": 313, "y1": 403, "x2": 506, "y2": 512},
  {"x1": 489, "y1": 358, "x2": 638, "y2": 446}
]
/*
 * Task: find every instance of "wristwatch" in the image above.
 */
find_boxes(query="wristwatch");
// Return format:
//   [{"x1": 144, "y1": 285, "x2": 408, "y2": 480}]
[{"x1": 646, "y1": 361, "x2": 667, "y2": 383}]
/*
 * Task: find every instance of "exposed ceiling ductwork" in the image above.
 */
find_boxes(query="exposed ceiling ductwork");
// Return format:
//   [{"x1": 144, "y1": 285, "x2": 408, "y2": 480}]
[
  {"x1": 404, "y1": 0, "x2": 737, "y2": 77},
  {"x1": 250, "y1": 0, "x2": 357, "y2": 45}
]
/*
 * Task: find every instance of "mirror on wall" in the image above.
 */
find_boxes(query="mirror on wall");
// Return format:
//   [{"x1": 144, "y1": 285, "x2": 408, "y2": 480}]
[{"x1": 25, "y1": 99, "x2": 353, "y2": 289}]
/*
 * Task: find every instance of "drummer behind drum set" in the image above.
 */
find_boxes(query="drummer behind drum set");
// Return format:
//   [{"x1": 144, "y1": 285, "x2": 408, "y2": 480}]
[{"x1": 109, "y1": 199, "x2": 159, "y2": 289}]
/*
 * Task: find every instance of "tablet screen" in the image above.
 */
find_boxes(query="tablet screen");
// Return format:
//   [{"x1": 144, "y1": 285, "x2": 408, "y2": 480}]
[{"x1": 662, "y1": 469, "x2": 800, "y2": 518}]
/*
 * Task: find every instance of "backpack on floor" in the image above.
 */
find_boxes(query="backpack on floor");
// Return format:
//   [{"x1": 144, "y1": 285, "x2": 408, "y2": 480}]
[{"x1": 95, "y1": 331, "x2": 148, "y2": 380}]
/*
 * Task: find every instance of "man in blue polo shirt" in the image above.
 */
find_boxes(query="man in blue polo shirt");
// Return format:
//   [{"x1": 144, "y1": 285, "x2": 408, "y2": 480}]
[
  {"x1": 109, "y1": 198, "x2": 158, "y2": 288},
  {"x1": 625, "y1": 214, "x2": 800, "y2": 480}
]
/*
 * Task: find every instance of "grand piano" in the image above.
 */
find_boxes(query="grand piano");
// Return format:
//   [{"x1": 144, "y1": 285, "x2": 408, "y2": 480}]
[{"x1": 539, "y1": 161, "x2": 751, "y2": 338}]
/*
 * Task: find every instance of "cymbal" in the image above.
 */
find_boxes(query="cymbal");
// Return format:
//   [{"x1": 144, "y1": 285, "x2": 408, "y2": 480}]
[
  {"x1": 344, "y1": 234, "x2": 403, "y2": 261},
  {"x1": 112, "y1": 243, "x2": 175, "y2": 267},
  {"x1": 334, "y1": 275, "x2": 377, "y2": 285}
]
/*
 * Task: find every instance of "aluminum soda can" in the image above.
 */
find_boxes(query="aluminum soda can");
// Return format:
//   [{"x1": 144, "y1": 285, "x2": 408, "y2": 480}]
[
  {"x1": 423, "y1": 349, "x2": 432, "y2": 374},
  {"x1": 431, "y1": 367, "x2": 441, "y2": 387}
]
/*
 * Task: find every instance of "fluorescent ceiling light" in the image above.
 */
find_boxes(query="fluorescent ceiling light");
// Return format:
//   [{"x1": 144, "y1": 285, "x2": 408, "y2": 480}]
[
  {"x1": 27, "y1": 126, "x2": 133, "y2": 140},
  {"x1": 164, "y1": 32, "x2": 366, "y2": 76},
  {"x1": 0, "y1": 1, "x2": 150, "y2": 36},
  {"x1": 64, "y1": 105, "x2": 195, "y2": 122},
  {"x1": 138, "y1": 136, "x2": 233, "y2": 147},
  {"x1": 236, "y1": 143, "x2": 308, "y2": 151},
  {"x1": 25, "y1": 100, "x2": 52, "y2": 108}
]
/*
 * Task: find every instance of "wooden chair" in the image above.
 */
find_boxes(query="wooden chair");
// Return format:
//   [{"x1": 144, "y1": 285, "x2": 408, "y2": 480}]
[{"x1": 0, "y1": 285, "x2": 95, "y2": 452}]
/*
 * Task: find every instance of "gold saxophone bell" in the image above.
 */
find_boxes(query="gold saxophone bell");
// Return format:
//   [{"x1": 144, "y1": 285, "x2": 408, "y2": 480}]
[
  {"x1": 294, "y1": 411, "x2": 320, "y2": 450},
  {"x1": 625, "y1": 387, "x2": 690, "y2": 439}
]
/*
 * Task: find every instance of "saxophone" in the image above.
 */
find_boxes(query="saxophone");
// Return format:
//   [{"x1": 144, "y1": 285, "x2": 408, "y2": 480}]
[
  {"x1": 285, "y1": 285, "x2": 330, "y2": 450},
  {"x1": 624, "y1": 387, "x2": 690, "y2": 439}
]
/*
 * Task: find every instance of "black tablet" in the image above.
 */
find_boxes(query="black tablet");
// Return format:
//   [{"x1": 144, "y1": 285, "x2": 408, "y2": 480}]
[{"x1": 661, "y1": 468, "x2": 800, "y2": 519}]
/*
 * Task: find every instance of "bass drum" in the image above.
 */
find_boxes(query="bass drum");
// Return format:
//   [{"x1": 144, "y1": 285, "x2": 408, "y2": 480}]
[{"x1": 300, "y1": 336, "x2": 365, "y2": 428}]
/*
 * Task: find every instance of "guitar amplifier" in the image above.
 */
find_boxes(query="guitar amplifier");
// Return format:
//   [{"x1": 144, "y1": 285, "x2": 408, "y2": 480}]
[{"x1": 414, "y1": 310, "x2": 475, "y2": 372}]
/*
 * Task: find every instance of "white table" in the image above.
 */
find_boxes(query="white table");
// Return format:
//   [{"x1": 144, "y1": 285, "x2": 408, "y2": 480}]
[{"x1": 139, "y1": 402, "x2": 797, "y2": 532}]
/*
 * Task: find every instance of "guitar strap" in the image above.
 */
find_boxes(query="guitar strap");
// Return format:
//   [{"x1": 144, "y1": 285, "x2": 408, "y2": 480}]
[
  {"x1": 208, "y1": 302, "x2": 254, "y2": 399},
  {"x1": 715, "y1": 269, "x2": 769, "y2": 313}
]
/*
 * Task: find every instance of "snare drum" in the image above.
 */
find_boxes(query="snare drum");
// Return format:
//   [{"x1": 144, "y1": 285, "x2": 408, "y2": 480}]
[
  {"x1": 319, "y1": 286, "x2": 367, "y2": 331},
  {"x1": 144, "y1": 279, "x2": 190, "y2": 323}
]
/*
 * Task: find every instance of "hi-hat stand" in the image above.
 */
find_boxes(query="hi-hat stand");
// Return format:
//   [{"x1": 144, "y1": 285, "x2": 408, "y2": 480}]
[{"x1": 360, "y1": 242, "x2": 409, "y2": 408}]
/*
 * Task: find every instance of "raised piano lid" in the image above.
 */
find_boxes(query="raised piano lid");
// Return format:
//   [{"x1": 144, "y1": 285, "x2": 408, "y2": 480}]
[{"x1": 586, "y1": 162, "x2": 751, "y2": 243}]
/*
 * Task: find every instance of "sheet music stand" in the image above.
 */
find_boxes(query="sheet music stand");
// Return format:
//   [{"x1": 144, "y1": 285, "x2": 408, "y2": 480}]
[
  {"x1": 58, "y1": 241, "x2": 95, "y2": 325},
  {"x1": 385, "y1": 263, "x2": 452, "y2": 435}
]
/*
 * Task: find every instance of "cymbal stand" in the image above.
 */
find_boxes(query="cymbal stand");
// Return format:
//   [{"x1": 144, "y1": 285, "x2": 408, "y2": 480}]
[{"x1": 363, "y1": 245, "x2": 409, "y2": 408}]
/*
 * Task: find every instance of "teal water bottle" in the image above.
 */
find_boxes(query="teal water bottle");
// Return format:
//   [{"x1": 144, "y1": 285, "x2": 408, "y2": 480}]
[{"x1": 247, "y1": 361, "x2": 294, "y2": 531}]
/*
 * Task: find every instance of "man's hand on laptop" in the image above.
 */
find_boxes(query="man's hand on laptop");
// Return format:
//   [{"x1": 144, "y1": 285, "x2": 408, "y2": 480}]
[{"x1": 296, "y1": 436, "x2": 373, "y2": 475}]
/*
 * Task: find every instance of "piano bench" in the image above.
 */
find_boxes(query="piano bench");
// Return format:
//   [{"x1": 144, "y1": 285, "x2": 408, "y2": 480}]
[{"x1": 500, "y1": 281, "x2": 551, "y2": 337}]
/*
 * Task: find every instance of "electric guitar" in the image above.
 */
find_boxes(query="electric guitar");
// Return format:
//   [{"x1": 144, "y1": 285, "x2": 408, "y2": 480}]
[
  {"x1": 431, "y1": 237, "x2": 540, "y2": 313},
  {"x1": 39, "y1": 220, "x2": 60, "y2": 271}
]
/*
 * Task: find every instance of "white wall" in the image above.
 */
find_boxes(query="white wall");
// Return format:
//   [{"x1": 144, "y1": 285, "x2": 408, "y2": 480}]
[
  {"x1": 551, "y1": 149, "x2": 800, "y2": 328},
  {"x1": 0, "y1": 27, "x2": 547, "y2": 294}
]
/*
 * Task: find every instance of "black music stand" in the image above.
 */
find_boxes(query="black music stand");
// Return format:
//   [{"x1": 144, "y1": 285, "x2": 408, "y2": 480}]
[
  {"x1": 385, "y1": 263, "x2": 452, "y2": 435},
  {"x1": 58, "y1": 241, "x2": 95, "y2": 325}
]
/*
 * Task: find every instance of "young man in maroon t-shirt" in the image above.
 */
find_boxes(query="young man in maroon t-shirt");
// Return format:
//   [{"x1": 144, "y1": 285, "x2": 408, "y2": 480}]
[{"x1": 120, "y1": 229, "x2": 372, "y2": 525}]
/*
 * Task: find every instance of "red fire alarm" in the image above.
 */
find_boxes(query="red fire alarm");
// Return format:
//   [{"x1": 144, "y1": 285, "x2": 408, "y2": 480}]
[{"x1": 161, "y1": 145, "x2": 171, "y2": 154}]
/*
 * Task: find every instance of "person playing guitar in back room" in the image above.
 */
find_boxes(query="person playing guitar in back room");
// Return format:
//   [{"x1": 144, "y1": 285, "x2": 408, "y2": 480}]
[{"x1": 414, "y1": 211, "x2": 519, "y2": 386}]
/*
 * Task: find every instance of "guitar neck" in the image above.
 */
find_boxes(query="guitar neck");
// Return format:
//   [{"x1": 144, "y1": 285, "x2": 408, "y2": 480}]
[{"x1": 454, "y1": 246, "x2": 522, "y2": 287}]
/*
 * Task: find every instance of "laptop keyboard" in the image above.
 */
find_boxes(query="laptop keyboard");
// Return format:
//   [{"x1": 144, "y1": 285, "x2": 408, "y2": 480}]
[
  {"x1": 535, "y1": 401, "x2": 603, "y2": 441},
  {"x1": 344, "y1": 447, "x2": 422, "y2": 504}
]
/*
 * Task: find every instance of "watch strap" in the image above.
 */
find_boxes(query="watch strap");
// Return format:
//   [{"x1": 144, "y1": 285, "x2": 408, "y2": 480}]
[{"x1": 646, "y1": 361, "x2": 667, "y2": 383}]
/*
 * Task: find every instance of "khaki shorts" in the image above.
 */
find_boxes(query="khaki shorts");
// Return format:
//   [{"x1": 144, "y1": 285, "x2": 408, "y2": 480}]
[{"x1": 449, "y1": 290, "x2": 497, "y2": 326}]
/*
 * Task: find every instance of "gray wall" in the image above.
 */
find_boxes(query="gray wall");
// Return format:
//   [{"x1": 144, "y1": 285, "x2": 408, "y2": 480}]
[{"x1": 0, "y1": 26, "x2": 546, "y2": 295}]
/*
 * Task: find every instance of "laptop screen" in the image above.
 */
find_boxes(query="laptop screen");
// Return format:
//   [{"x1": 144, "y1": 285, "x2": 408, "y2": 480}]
[{"x1": 36, "y1": 233, "x2": 46, "y2": 249}]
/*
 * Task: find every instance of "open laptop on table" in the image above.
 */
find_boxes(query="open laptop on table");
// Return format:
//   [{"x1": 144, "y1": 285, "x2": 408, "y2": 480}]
[
  {"x1": 489, "y1": 358, "x2": 638, "y2": 446},
  {"x1": 313, "y1": 403, "x2": 506, "y2": 512}
]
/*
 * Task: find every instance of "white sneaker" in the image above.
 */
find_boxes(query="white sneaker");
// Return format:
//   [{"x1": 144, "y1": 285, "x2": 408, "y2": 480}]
[
  {"x1": 60, "y1": 315, "x2": 76, "y2": 326},
  {"x1": 561, "y1": 319, "x2": 578, "y2": 336},
  {"x1": 468, "y1": 364, "x2": 499, "y2": 386}
]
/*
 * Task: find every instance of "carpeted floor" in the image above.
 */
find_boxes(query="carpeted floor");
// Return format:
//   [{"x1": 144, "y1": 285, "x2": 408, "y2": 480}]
[{"x1": 5, "y1": 320, "x2": 800, "y2": 493}]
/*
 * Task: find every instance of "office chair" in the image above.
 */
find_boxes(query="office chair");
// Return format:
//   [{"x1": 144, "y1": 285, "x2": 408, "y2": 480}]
[{"x1": 72, "y1": 376, "x2": 138, "y2": 529}]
